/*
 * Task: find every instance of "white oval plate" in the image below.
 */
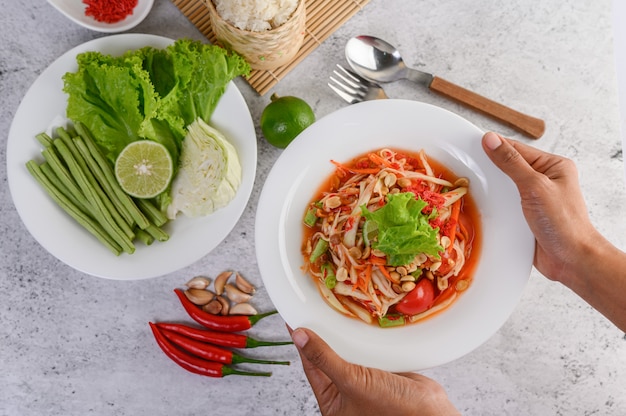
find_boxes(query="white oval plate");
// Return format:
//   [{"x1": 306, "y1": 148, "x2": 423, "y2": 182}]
[
  {"x1": 256, "y1": 99, "x2": 534, "y2": 372},
  {"x1": 47, "y1": 0, "x2": 154, "y2": 33},
  {"x1": 7, "y1": 34, "x2": 257, "y2": 280}
]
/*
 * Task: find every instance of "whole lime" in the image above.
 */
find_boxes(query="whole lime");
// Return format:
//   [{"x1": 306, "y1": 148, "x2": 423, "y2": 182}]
[{"x1": 260, "y1": 93, "x2": 315, "y2": 148}]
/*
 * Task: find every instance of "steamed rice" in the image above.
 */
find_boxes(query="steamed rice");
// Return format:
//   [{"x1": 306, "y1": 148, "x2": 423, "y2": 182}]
[{"x1": 213, "y1": 0, "x2": 299, "y2": 32}]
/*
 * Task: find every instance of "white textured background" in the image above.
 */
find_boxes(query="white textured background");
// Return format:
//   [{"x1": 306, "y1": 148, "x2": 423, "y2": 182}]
[{"x1": 1, "y1": 1, "x2": 625, "y2": 415}]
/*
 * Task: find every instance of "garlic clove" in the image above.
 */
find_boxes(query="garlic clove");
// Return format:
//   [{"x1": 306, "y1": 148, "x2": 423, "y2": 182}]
[
  {"x1": 216, "y1": 295, "x2": 230, "y2": 315},
  {"x1": 202, "y1": 299, "x2": 223, "y2": 315},
  {"x1": 229, "y1": 303, "x2": 258, "y2": 316},
  {"x1": 235, "y1": 272, "x2": 256, "y2": 294},
  {"x1": 185, "y1": 276, "x2": 211, "y2": 290},
  {"x1": 184, "y1": 288, "x2": 215, "y2": 305},
  {"x1": 214, "y1": 271, "x2": 233, "y2": 296},
  {"x1": 224, "y1": 283, "x2": 252, "y2": 303}
]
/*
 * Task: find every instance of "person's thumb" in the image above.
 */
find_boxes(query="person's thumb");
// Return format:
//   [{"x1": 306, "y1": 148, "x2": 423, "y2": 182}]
[
  {"x1": 291, "y1": 327, "x2": 348, "y2": 380},
  {"x1": 481, "y1": 132, "x2": 538, "y2": 185}
]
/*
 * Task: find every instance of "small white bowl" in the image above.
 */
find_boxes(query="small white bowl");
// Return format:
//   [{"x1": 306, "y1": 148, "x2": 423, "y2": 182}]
[{"x1": 47, "y1": 0, "x2": 154, "y2": 33}]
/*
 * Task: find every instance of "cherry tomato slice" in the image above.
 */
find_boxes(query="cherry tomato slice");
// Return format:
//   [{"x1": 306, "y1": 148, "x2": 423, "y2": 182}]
[{"x1": 395, "y1": 278, "x2": 435, "y2": 315}]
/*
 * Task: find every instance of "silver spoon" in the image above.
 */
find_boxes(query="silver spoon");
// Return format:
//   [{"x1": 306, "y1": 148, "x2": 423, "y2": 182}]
[{"x1": 345, "y1": 35, "x2": 545, "y2": 139}]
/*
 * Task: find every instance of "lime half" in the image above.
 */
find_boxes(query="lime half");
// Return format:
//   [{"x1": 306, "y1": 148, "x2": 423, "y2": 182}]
[{"x1": 115, "y1": 141, "x2": 173, "y2": 199}]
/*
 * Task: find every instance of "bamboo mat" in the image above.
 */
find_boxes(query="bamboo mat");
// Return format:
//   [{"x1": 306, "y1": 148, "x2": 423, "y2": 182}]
[{"x1": 171, "y1": 0, "x2": 370, "y2": 95}]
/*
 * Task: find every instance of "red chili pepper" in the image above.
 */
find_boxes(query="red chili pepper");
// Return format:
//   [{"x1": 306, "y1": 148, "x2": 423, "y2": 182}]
[
  {"x1": 148, "y1": 323, "x2": 272, "y2": 377},
  {"x1": 155, "y1": 322, "x2": 293, "y2": 349},
  {"x1": 156, "y1": 325, "x2": 290, "y2": 366},
  {"x1": 174, "y1": 288, "x2": 277, "y2": 332}
]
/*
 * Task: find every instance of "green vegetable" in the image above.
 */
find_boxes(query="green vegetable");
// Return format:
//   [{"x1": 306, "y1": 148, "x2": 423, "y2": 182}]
[
  {"x1": 309, "y1": 238, "x2": 329, "y2": 263},
  {"x1": 303, "y1": 205, "x2": 318, "y2": 227},
  {"x1": 321, "y1": 263, "x2": 337, "y2": 289},
  {"x1": 26, "y1": 126, "x2": 170, "y2": 255},
  {"x1": 378, "y1": 314, "x2": 405, "y2": 328},
  {"x1": 64, "y1": 51, "x2": 163, "y2": 162},
  {"x1": 51, "y1": 139, "x2": 136, "y2": 253},
  {"x1": 156, "y1": 40, "x2": 250, "y2": 127},
  {"x1": 361, "y1": 192, "x2": 443, "y2": 266},
  {"x1": 62, "y1": 39, "x2": 250, "y2": 210},
  {"x1": 362, "y1": 219, "x2": 378, "y2": 247},
  {"x1": 166, "y1": 118, "x2": 242, "y2": 219},
  {"x1": 26, "y1": 160, "x2": 123, "y2": 255},
  {"x1": 74, "y1": 122, "x2": 151, "y2": 229},
  {"x1": 27, "y1": 40, "x2": 250, "y2": 254},
  {"x1": 135, "y1": 198, "x2": 168, "y2": 227}
]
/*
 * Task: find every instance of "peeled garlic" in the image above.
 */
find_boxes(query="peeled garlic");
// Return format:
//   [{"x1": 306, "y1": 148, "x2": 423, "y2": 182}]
[
  {"x1": 202, "y1": 299, "x2": 223, "y2": 315},
  {"x1": 185, "y1": 276, "x2": 211, "y2": 290},
  {"x1": 224, "y1": 283, "x2": 252, "y2": 303},
  {"x1": 214, "y1": 271, "x2": 233, "y2": 295},
  {"x1": 229, "y1": 303, "x2": 258, "y2": 316},
  {"x1": 235, "y1": 272, "x2": 256, "y2": 294},
  {"x1": 216, "y1": 295, "x2": 230, "y2": 315},
  {"x1": 184, "y1": 288, "x2": 215, "y2": 305}
]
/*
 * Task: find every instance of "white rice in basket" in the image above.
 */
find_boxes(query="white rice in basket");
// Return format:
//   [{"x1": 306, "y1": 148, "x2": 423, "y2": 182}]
[{"x1": 213, "y1": 0, "x2": 299, "y2": 32}]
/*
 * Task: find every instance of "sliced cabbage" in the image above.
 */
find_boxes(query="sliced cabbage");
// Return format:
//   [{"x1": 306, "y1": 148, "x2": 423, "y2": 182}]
[{"x1": 167, "y1": 118, "x2": 241, "y2": 219}]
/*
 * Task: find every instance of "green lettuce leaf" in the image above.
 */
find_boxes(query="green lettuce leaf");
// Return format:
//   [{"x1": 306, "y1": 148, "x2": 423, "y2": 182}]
[
  {"x1": 361, "y1": 192, "x2": 443, "y2": 266},
  {"x1": 159, "y1": 39, "x2": 251, "y2": 127},
  {"x1": 63, "y1": 51, "x2": 156, "y2": 161}
]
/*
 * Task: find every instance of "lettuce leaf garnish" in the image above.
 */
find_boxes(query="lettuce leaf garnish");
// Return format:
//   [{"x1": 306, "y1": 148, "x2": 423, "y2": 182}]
[{"x1": 361, "y1": 192, "x2": 443, "y2": 266}]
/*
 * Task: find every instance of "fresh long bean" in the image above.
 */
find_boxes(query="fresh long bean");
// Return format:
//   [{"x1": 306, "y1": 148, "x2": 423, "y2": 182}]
[
  {"x1": 35, "y1": 132, "x2": 53, "y2": 148},
  {"x1": 73, "y1": 137, "x2": 134, "y2": 226},
  {"x1": 41, "y1": 146, "x2": 89, "y2": 210},
  {"x1": 53, "y1": 139, "x2": 135, "y2": 254},
  {"x1": 41, "y1": 142, "x2": 134, "y2": 251},
  {"x1": 135, "y1": 228, "x2": 155, "y2": 246},
  {"x1": 55, "y1": 126, "x2": 74, "y2": 144},
  {"x1": 41, "y1": 145, "x2": 126, "y2": 246},
  {"x1": 135, "y1": 198, "x2": 168, "y2": 227},
  {"x1": 39, "y1": 162, "x2": 90, "y2": 215},
  {"x1": 56, "y1": 133, "x2": 135, "y2": 241},
  {"x1": 74, "y1": 122, "x2": 150, "y2": 230},
  {"x1": 26, "y1": 160, "x2": 122, "y2": 255},
  {"x1": 28, "y1": 123, "x2": 175, "y2": 255},
  {"x1": 144, "y1": 224, "x2": 169, "y2": 242}
]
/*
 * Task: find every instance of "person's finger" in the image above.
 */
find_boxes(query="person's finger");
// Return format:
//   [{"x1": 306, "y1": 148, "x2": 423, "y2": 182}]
[
  {"x1": 395, "y1": 371, "x2": 433, "y2": 382},
  {"x1": 289, "y1": 327, "x2": 339, "y2": 405},
  {"x1": 288, "y1": 326, "x2": 330, "y2": 379},
  {"x1": 481, "y1": 132, "x2": 544, "y2": 185},
  {"x1": 291, "y1": 327, "x2": 350, "y2": 384}
]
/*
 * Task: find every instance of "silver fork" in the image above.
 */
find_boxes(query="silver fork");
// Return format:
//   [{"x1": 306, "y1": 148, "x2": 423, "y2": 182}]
[{"x1": 328, "y1": 64, "x2": 388, "y2": 103}]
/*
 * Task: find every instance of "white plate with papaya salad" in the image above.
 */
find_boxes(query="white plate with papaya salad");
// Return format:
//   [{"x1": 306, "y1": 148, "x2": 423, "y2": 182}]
[
  {"x1": 256, "y1": 99, "x2": 534, "y2": 372},
  {"x1": 7, "y1": 34, "x2": 257, "y2": 280}
]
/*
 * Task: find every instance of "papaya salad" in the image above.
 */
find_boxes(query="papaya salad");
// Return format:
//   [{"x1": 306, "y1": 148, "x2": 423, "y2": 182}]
[{"x1": 301, "y1": 148, "x2": 481, "y2": 327}]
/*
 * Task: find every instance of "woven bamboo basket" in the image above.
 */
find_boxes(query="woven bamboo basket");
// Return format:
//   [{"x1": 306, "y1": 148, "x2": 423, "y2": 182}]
[{"x1": 203, "y1": 0, "x2": 306, "y2": 70}]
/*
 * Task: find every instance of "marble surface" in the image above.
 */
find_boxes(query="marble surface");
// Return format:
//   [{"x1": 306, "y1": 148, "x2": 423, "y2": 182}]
[
  {"x1": 614, "y1": 0, "x2": 626, "y2": 173},
  {"x1": 2, "y1": 0, "x2": 626, "y2": 415}
]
